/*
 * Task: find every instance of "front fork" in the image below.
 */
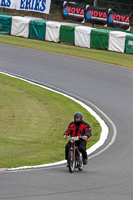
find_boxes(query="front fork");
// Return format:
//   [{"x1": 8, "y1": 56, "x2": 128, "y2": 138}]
[
  {"x1": 70, "y1": 142, "x2": 76, "y2": 162},
  {"x1": 70, "y1": 143, "x2": 82, "y2": 168}
]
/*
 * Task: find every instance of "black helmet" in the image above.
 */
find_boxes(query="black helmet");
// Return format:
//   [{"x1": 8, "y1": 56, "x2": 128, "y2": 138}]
[{"x1": 74, "y1": 112, "x2": 83, "y2": 122}]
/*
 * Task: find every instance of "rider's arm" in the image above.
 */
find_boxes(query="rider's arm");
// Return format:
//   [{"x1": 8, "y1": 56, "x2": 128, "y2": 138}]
[
  {"x1": 64, "y1": 122, "x2": 73, "y2": 136},
  {"x1": 84, "y1": 122, "x2": 91, "y2": 138}
]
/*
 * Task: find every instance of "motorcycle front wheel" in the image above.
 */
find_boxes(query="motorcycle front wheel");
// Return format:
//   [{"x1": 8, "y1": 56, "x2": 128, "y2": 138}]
[{"x1": 68, "y1": 150, "x2": 75, "y2": 173}]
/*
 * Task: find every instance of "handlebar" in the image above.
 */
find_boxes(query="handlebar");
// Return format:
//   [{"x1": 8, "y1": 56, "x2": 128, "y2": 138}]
[
  {"x1": 64, "y1": 136, "x2": 87, "y2": 141},
  {"x1": 70, "y1": 136, "x2": 80, "y2": 141}
]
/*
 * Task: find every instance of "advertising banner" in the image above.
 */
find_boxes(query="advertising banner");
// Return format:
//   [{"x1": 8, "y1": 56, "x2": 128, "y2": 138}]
[
  {"x1": 85, "y1": 6, "x2": 108, "y2": 25},
  {"x1": 0, "y1": 0, "x2": 16, "y2": 9},
  {"x1": 63, "y1": 1, "x2": 86, "y2": 22},
  {"x1": 16, "y1": 0, "x2": 51, "y2": 14},
  {"x1": 0, "y1": 0, "x2": 51, "y2": 14},
  {"x1": 108, "y1": 10, "x2": 132, "y2": 30}
]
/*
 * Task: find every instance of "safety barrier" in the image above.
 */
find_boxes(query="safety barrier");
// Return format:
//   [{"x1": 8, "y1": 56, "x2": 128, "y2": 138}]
[{"x1": 0, "y1": 14, "x2": 133, "y2": 54}]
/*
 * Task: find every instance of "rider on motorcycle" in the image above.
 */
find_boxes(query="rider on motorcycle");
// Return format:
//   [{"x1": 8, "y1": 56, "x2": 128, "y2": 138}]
[{"x1": 64, "y1": 112, "x2": 91, "y2": 165}]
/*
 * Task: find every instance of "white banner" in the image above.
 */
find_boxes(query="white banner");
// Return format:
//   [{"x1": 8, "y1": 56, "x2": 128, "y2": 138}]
[
  {"x1": 0, "y1": 0, "x2": 51, "y2": 14},
  {"x1": 16, "y1": 0, "x2": 51, "y2": 14},
  {"x1": 0, "y1": 0, "x2": 16, "y2": 9}
]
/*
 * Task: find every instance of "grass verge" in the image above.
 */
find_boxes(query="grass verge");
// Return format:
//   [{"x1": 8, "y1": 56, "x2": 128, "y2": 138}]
[
  {"x1": 0, "y1": 34, "x2": 133, "y2": 69},
  {"x1": 0, "y1": 73, "x2": 101, "y2": 168}
]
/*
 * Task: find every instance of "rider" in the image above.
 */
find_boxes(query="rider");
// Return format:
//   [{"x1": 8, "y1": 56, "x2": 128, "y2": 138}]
[{"x1": 64, "y1": 112, "x2": 91, "y2": 165}]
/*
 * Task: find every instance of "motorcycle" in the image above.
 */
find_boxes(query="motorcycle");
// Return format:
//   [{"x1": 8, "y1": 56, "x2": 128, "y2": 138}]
[{"x1": 65, "y1": 136, "x2": 87, "y2": 173}]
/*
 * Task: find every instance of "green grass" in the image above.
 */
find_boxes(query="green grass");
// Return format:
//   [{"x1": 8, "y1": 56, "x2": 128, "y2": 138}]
[
  {"x1": 0, "y1": 34, "x2": 133, "y2": 69},
  {"x1": 0, "y1": 73, "x2": 101, "y2": 168}
]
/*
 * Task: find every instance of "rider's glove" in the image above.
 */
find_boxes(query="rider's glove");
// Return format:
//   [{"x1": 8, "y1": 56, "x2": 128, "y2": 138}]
[
  {"x1": 82, "y1": 136, "x2": 88, "y2": 140},
  {"x1": 63, "y1": 135, "x2": 68, "y2": 140}
]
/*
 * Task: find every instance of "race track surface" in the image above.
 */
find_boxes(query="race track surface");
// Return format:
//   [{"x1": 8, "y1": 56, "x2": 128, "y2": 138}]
[{"x1": 0, "y1": 44, "x2": 133, "y2": 200}]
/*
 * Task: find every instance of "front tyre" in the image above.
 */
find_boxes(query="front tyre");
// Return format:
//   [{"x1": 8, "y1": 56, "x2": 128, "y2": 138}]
[{"x1": 68, "y1": 150, "x2": 75, "y2": 173}]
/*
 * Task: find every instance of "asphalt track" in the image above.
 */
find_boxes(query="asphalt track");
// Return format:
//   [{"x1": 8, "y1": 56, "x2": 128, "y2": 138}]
[{"x1": 0, "y1": 43, "x2": 133, "y2": 200}]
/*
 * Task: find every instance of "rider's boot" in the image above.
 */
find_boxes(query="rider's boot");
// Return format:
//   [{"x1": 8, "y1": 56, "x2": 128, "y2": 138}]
[
  {"x1": 83, "y1": 158, "x2": 88, "y2": 165},
  {"x1": 66, "y1": 160, "x2": 69, "y2": 167}
]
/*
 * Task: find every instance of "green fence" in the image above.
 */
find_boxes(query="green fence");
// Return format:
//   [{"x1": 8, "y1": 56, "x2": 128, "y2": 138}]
[
  {"x1": 60, "y1": 25, "x2": 77, "y2": 45},
  {"x1": 125, "y1": 35, "x2": 133, "y2": 54},
  {"x1": 0, "y1": 15, "x2": 12, "y2": 35},
  {"x1": 29, "y1": 19, "x2": 47, "y2": 40},
  {"x1": 91, "y1": 29, "x2": 111, "y2": 50}
]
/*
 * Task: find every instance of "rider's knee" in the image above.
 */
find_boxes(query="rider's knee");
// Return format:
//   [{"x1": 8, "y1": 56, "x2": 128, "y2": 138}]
[
  {"x1": 79, "y1": 145, "x2": 86, "y2": 152},
  {"x1": 65, "y1": 142, "x2": 71, "y2": 150}
]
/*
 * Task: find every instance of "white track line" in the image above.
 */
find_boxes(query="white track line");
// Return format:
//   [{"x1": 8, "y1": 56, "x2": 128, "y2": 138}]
[{"x1": 0, "y1": 72, "x2": 117, "y2": 171}]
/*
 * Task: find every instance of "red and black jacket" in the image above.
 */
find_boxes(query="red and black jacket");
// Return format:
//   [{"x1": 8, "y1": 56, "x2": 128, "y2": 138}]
[{"x1": 64, "y1": 120, "x2": 91, "y2": 143}]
